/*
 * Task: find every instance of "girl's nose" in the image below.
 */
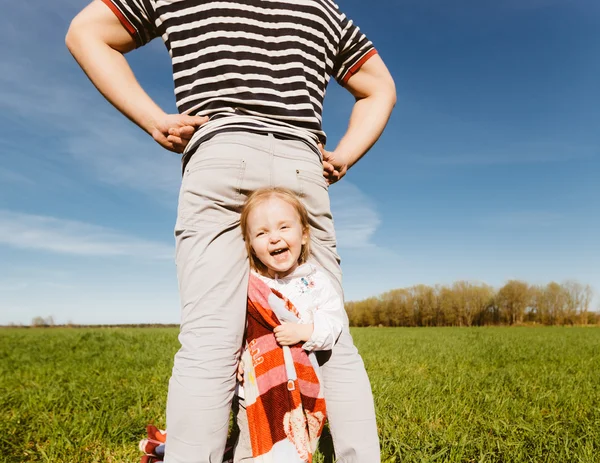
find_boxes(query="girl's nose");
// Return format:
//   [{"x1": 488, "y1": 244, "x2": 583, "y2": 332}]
[{"x1": 269, "y1": 231, "x2": 280, "y2": 243}]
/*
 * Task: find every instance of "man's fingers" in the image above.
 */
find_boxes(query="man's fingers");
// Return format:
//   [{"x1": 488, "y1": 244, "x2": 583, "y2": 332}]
[
  {"x1": 166, "y1": 135, "x2": 187, "y2": 153},
  {"x1": 328, "y1": 171, "x2": 344, "y2": 185},
  {"x1": 168, "y1": 127, "x2": 193, "y2": 145},
  {"x1": 323, "y1": 160, "x2": 341, "y2": 184},
  {"x1": 167, "y1": 134, "x2": 184, "y2": 146},
  {"x1": 152, "y1": 131, "x2": 179, "y2": 154},
  {"x1": 321, "y1": 148, "x2": 333, "y2": 162},
  {"x1": 322, "y1": 161, "x2": 335, "y2": 174},
  {"x1": 182, "y1": 115, "x2": 209, "y2": 127},
  {"x1": 326, "y1": 171, "x2": 340, "y2": 185},
  {"x1": 177, "y1": 125, "x2": 196, "y2": 139}
]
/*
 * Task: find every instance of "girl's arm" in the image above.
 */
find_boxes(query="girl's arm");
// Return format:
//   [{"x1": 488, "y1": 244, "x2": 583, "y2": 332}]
[{"x1": 301, "y1": 270, "x2": 345, "y2": 352}]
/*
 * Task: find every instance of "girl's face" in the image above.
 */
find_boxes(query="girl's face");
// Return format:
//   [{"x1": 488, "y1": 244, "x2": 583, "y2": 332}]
[{"x1": 247, "y1": 196, "x2": 308, "y2": 278}]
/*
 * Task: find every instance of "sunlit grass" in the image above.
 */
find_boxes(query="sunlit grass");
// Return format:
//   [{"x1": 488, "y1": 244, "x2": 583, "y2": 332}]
[{"x1": 2, "y1": 327, "x2": 599, "y2": 462}]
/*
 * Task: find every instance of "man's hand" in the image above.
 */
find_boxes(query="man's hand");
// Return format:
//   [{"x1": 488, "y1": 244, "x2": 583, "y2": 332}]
[
  {"x1": 273, "y1": 322, "x2": 314, "y2": 346},
  {"x1": 150, "y1": 114, "x2": 209, "y2": 153},
  {"x1": 319, "y1": 144, "x2": 348, "y2": 185}
]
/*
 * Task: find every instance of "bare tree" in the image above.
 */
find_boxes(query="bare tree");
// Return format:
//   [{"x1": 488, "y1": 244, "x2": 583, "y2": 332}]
[
  {"x1": 31, "y1": 316, "x2": 55, "y2": 327},
  {"x1": 496, "y1": 280, "x2": 531, "y2": 325}
]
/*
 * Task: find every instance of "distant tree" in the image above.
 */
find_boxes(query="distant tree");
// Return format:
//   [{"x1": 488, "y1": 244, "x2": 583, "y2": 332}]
[
  {"x1": 495, "y1": 280, "x2": 531, "y2": 325},
  {"x1": 530, "y1": 285, "x2": 546, "y2": 324},
  {"x1": 410, "y1": 285, "x2": 436, "y2": 327},
  {"x1": 381, "y1": 288, "x2": 414, "y2": 327},
  {"x1": 532, "y1": 282, "x2": 567, "y2": 325},
  {"x1": 346, "y1": 279, "x2": 593, "y2": 327},
  {"x1": 437, "y1": 286, "x2": 458, "y2": 326},
  {"x1": 579, "y1": 284, "x2": 594, "y2": 325},
  {"x1": 561, "y1": 281, "x2": 595, "y2": 325},
  {"x1": 470, "y1": 283, "x2": 495, "y2": 326},
  {"x1": 485, "y1": 295, "x2": 502, "y2": 325},
  {"x1": 31, "y1": 316, "x2": 55, "y2": 327}
]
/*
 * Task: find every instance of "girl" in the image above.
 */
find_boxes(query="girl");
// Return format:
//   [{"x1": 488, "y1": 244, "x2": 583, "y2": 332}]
[
  {"x1": 234, "y1": 187, "x2": 346, "y2": 462},
  {"x1": 138, "y1": 187, "x2": 355, "y2": 463}
]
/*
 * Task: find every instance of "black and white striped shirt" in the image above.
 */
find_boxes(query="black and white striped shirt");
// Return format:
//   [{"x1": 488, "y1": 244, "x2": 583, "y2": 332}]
[{"x1": 102, "y1": 0, "x2": 377, "y2": 156}]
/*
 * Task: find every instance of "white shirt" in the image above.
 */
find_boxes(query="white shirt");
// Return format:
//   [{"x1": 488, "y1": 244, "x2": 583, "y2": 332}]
[{"x1": 253, "y1": 262, "x2": 346, "y2": 351}]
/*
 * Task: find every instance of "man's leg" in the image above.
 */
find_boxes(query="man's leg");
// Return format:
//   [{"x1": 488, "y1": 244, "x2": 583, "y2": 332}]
[
  {"x1": 272, "y1": 138, "x2": 381, "y2": 463},
  {"x1": 232, "y1": 398, "x2": 253, "y2": 463},
  {"x1": 165, "y1": 136, "x2": 250, "y2": 463},
  {"x1": 309, "y1": 243, "x2": 380, "y2": 463}
]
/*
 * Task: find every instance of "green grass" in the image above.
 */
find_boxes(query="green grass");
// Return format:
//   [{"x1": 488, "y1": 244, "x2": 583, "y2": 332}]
[{"x1": 1, "y1": 327, "x2": 599, "y2": 462}]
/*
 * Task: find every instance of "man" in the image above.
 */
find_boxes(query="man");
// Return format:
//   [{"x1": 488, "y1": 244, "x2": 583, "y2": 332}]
[{"x1": 66, "y1": 1, "x2": 395, "y2": 462}]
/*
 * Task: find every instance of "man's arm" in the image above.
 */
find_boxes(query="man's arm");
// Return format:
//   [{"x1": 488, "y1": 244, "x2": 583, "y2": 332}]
[
  {"x1": 322, "y1": 54, "x2": 396, "y2": 184},
  {"x1": 65, "y1": 0, "x2": 207, "y2": 153}
]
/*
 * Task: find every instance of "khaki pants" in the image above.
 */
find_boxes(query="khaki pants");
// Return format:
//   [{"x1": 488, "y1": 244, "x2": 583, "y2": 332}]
[{"x1": 165, "y1": 132, "x2": 379, "y2": 463}]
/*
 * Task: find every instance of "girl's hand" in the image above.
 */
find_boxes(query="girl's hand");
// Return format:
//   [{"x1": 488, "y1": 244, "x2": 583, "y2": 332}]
[
  {"x1": 237, "y1": 359, "x2": 245, "y2": 383},
  {"x1": 273, "y1": 322, "x2": 314, "y2": 346}
]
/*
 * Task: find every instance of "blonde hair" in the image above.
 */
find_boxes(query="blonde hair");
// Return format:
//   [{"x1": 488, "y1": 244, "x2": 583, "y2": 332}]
[{"x1": 240, "y1": 187, "x2": 311, "y2": 274}]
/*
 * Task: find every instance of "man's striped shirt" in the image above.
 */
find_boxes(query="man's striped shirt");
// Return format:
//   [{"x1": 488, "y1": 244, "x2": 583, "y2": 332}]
[{"x1": 102, "y1": 0, "x2": 377, "y2": 156}]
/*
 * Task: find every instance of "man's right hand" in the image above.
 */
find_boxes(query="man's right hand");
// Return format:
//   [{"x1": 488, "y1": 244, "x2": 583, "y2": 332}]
[{"x1": 151, "y1": 114, "x2": 209, "y2": 153}]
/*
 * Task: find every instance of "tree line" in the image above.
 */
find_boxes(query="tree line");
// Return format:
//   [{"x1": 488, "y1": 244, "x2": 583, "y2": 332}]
[{"x1": 345, "y1": 280, "x2": 598, "y2": 327}]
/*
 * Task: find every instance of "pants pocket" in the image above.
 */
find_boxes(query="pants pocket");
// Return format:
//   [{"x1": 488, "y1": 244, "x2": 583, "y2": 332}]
[{"x1": 177, "y1": 155, "x2": 246, "y2": 230}]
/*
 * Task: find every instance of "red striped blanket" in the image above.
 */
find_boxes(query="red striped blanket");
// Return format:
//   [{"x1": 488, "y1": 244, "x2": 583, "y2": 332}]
[
  {"x1": 138, "y1": 273, "x2": 326, "y2": 463},
  {"x1": 241, "y1": 273, "x2": 327, "y2": 462}
]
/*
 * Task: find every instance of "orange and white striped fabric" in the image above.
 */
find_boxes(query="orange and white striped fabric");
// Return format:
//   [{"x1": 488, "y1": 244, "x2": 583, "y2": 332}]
[{"x1": 240, "y1": 273, "x2": 327, "y2": 462}]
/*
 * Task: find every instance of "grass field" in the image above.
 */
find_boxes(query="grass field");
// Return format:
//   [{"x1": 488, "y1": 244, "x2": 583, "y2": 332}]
[{"x1": 2, "y1": 327, "x2": 599, "y2": 462}]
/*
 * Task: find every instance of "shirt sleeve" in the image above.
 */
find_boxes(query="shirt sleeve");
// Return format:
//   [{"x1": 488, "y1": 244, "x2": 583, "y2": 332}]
[
  {"x1": 332, "y1": 5, "x2": 378, "y2": 86},
  {"x1": 101, "y1": 0, "x2": 158, "y2": 47},
  {"x1": 302, "y1": 270, "x2": 345, "y2": 352}
]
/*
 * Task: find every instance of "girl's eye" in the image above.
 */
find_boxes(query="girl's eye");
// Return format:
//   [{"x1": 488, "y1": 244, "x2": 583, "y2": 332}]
[
  {"x1": 280, "y1": 225, "x2": 288, "y2": 230},
  {"x1": 256, "y1": 232, "x2": 265, "y2": 237}
]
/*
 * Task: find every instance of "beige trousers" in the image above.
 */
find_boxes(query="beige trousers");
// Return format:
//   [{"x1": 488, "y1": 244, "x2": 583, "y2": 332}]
[{"x1": 165, "y1": 132, "x2": 379, "y2": 463}]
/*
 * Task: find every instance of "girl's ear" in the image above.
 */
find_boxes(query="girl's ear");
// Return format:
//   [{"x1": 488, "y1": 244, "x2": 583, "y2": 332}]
[{"x1": 302, "y1": 227, "x2": 309, "y2": 245}]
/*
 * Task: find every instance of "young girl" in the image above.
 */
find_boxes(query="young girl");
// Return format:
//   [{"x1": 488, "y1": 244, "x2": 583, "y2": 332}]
[
  {"x1": 138, "y1": 187, "x2": 347, "y2": 463},
  {"x1": 233, "y1": 187, "x2": 346, "y2": 462}
]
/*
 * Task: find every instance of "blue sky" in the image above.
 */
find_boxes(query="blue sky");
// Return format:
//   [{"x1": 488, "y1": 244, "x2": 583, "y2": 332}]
[{"x1": 1, "y1": 0, "x2": 598, "y2": 325}]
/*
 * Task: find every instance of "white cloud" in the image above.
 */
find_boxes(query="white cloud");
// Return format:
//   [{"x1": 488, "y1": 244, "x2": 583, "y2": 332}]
[
  {"x1": 0, "y1": 210, "x2": 173, "y2": 259},
  {"x1": 329, "y1": 181, "x2": 381, "y2": 248}
]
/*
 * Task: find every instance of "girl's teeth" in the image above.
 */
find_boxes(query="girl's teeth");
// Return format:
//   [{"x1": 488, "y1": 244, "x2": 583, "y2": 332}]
[{"x1": 274, "y1": 249, "x2": 288, "y2": 260}]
